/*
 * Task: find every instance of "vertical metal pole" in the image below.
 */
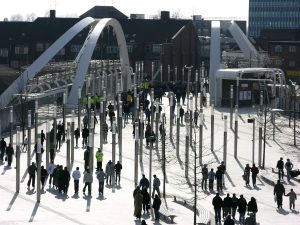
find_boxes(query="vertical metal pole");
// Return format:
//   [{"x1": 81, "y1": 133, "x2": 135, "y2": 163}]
[
  {"x1": 63, "y1": 93, "x2": 66, "y2": 141},
  {"x1": 176, "y1": 103, "x2": 180, "y2": 156},
  {"x1": 46, "y1": 120, "x2": 50, "y2": 170},
  {"x1": 230, "y1": 85, "x2": 233, "y2": 129},
  {"x1": 185, "y1": 121, "x2": 189, "y2": 178},
  {"x1": 151, "y1": 62, "x2": 154, "y2": 84},
  {"x1": 27, "y1": 110, "x2": 31, "y2": 168},
  {"x1": 36, "y1": 136, "x2": 41, "y2": 203},
  {"x1": 199, "y1": 113, "x2": 203, "y2": 165},
  {"x1": 10, "y1": 106, "x2": 13, "y2": 145},
  {"x1": 169, "y1": 92, "x2": 173, "y2": 140},
  {"x1": 16, "y1": 126, "x2": 20, "y2": 193},
  {"x1": 168, "y1": 64, "x2": 170, "y2": 82},
  {"x1": 112, "y1": 117, "x2": 116, "y2": 166},
  {"x1": 236, "y1": 76, "x2": 239, "y2": 108},
  {"x1": 211, "y1": 104, "x2": 214, "y2": 152},
  {"x1": 100, "y1": 101, "x2": 104, "y2": 150},
  {"x1": 35, "y1": 100, "x2": 38, "y2": 143},
  {"x1": 162, "y1": 113, "x2": 166, "y2": 198},
  {"x1": 182, "y1": 67, "x2": 184, "y2": 82},
  {"x1": 155, "y1": 101, "x2": 159, "y2": 151},
  {"x1": 66, "y1": 123, "x2": 71, "y2": 171},
  {"x1": 252, "y1": 118, "x2": 255, "y2": 165},
  {"x1": 139, "y1": 106, "x2": 144, "y2": 163},
  {"x1": 189, "y1": 97, "x2": 193, "y2": 146},
  {"x1": 0, "y1": 120, "x2": 1, "y2": 139},
  {"x1": 260, "y1": 91, "x2": 263, "y2": 113},
  {"x1": 258, "y1": 113, "x2": 262, "y2": 167},
  {"x1": 234, "y1": 106, "x2": 238, "y2": 158},
  {"x1": 175, "y1": 66, "x2": 177, "y2": 82},
  {"x1": 150, "y1": 89, "x2": 154, "y2": 132},
  {"x1": 71, "y1": 110, "x2": 75, "y2": 163},
  {"x1": 134, "y1": 121, "x2": 139, "y2": 186},
  {"x1": 88, "y1": 94, "x2": 91, "y2": 131},
  {"x1": 53, "y1": 101, "x2": 57, "y2": 153},
  {"x1": 195, "y1": 70, "x2": 198, "y2": 110},
  {"x1": 160, "y1": 64, "x2": 163, "y2": 83},
  {"x1": 223, "y1": 116, "x2": 228, "y2": 166},
  {"x1": 118, "y1": 101, "x2": 123, "y2": 163},
  {"x1": 88, "y1": 112, "x2": 94, "y2": 172},
  {"x1": 78, "y1": 87, "x2": 81, "y2": 132},
  {"x1": 293, "y1": 84, "x2": 296, "y2": 146}
]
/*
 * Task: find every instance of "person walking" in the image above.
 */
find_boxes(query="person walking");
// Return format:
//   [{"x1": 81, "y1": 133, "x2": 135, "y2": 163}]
[
  {"x1": 141, "y1": 187, "x2": 150, "y2": 214},
  {"x1": 285, "y1": 188, "x2": 297, "y2": 210},
  {"x1": 21, "y1": 135, "x2": 28, "y2": 152},
  {"x1": 219, "y1": 161, "x2": 226, "y2": 187},
  {"x1": 133, "y1": 185, "x2": 140, "y2": 199},
  {"x1": 238, "y1": 195, "x2": 247, "y2": 225},
  {"x1": 61, "y1": 166, "x2": 70, "y2": 194},
  {"x1": 250, "y1": 164, "x2": 259, "y2": 186},
  {"x1": 83, "y1": 148, "x2": 90, "y2": 171},
  {"x1": 223, "y1": 193, "x2": 233, "y2": 219},
  {"x1": 139, "y1": 174, "x2": 150, "y2": 190},
  {"x1": 212, "y1": 193, "x2": 223, "y2": 224},
  {"x1": 201, "y1": 164, "x2": 208, "y2": 190},
  {"x1": 114, "y1": 161, "x2": 122, "y2": 185},
  {"x1": 276, "y1": 157, "x2": 284, "y2": 181},
  {"x1": 47, "y1": 160, "x2": 56, "y2": 187},
  {"x1": 215, "y1": 167, "x2": 223, "y2": 192},
  {"x1": 244, "y1": 164, "x2": 251, "y2": 187},
  {"x1": 179, "y1": 106, "x2": 184, "y2": 124},
  {"x1": 95, "y1": 148, "x2": 103, "y2": 171},
  {"x1": 40, "y1": 165, "x2": 48, "y2": 189},
  {"x1": 285, "y1": 158, "x2": 294, "y2": 183},
  {"x1": 105, "y1": 160, "x2": 114, "y2": 185},
  {"x1": 74, "y1": 128, "x2": 80, "y2": 148},
  {"x1": 152, "y1": 194, "x2": 162, "y2": 220},
  {"x1": 247, "y1": 197, "x2": 258, "y2": 221},
  {"x1": 40, "y1": 130, "x2": 46, "y2": 146},
  {"x1": 0, "y1": 138, "x2": 6, "y2": 162},
  {"x1": 134, "y1": 190, "x2": 143, "y2": 220},
  {"x1": 152, "y1": 174, "x2": 161, "y2": 198},
  {"x1": 5, "y1": 143, "x2": 14, "y2": 167},
  {"x1": 224, "y1": 215, "x2": 234, "y2": 225},
  {"x1": 103, "y1": 121, "x2": 108, "y2": 143},
  {"x1": 231, "y1": 193, "x2": 239, "y2": 220},
  {"x1": 83, "y1": 169, "x2": 93, "y2": 195},
  {"x1": 72, "y1": 167, "x2": 81, "y2": 195},
  {"x1": 208, "y1": 168, "x2": 216, "y2": 191},
  {"x1": 27, "y1": 162, "x2": 37, "y2": 189},
  {"x1": 274, "y1": 180, "x2": 285, "y2": 209},
  {"x1": 96, "y1": 168, "x2": 106, "y2": 195}
]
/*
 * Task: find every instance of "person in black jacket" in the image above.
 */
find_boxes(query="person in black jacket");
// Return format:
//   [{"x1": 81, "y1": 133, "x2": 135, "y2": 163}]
[
  {"x1": 0, "y1": 138, "x2": 6, "y2": 162},
  {"x1": 247, "y1": 197, "x2": 258, "y2": 221},
  {"x1": 238, "y1": 195, "x2": 247, "y2": 225},
  {"x1": 201, "y1": 164, "x2": 208, "y2": 190},
  {"x1": 114, "y1": 161, "x2": 122, "y2": 185},
  {"x1": 276, "y1": 157, "x2": 284, "y2": 181},
  {"x1": 274, "y1": 180, "x2": 285, "y2": 209},
  {"x1": 84, "y1": 148, "x2": 90, "y2": 171},
  {"x1": 40, "y1": 166, "x2": 48, "y2": 189},
  {"x1": 215, "y1": 167, "x2": 223, "y2": 192},
  {"x1": 5, "y1": 143, "x2": 14, "y2": 167},
  {"x1": 27, "y1": 162, "x2": 37, "y2": 188},
  {"x1": 224, "y1": 215, "x2": 234, "y2": 225},
  {"x1": 141, "y1": 187, "x2": 150, "y2": 214},
  {"x1": 152, "y1": 194, "x2": 161, "y2": 220},
  {"x1": 74, "y1": 128, "x2": 80, "y2": 148},
  {"x1": 212, "y1": 193, "x2": 223, "y2": 224},
  {"x1": 231, "y1": 193, "x2": 239, "y2": 220},
  {"x1": 223, "y1": 193, "x2": 233, "y2": 218}
]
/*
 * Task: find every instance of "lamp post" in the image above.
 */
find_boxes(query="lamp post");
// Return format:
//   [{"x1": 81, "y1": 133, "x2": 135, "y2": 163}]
[
  {"x1": 46, "y1": 120, "x2": 50, "y2": 169},
  {"x1": 88, "y1": 111, "x2": 94, "y2": 172},
  {"x1": 236, "y1": 75, "x2": 239, "y2": 108},
  {"x1": 234, "y1": 106, "x2": 238, "y2": 158},
  {"x1": 27, "y1": 110, "x2": 31, "y2": 167},
  {"x1": 155, "y1": 100, "x2": 159, "y2": 151},
  {"x1": 10, "y1": 106, "x2": 13, "y2": 145},
  {"x1": 134, "y1": 121, "x2": 139, "y2": 186},
  {"x1": 139, "y1": 106, "x2": 144, "y2": 163},
  {"x1": 211, "y1": 103, "x2": 214, "y2": 152},
  {"x1": 160, "y1": 64, "x2": 163, "y2": 83},
  {"x1": 100, "y1": 101, "x2": 104, "y2": 150},
  {"x1": 78, "y1": 87, "x2": 81, "y2": 132},
  {"x1": 151, "y1": 62, "x2": 154, "y2": 84},
  {"x1": 63, "y1": 93, "x2": 66, "y2": 141},
  {"x1": 118, "y1": 101, "x2": 123, "y2": 163},
  {"x1": 112, "y1": 117, "x2": 116, "y2": 167},
  {"x1": 66, "y1": 122, "x2": 71, "y2": 171},
  {"x1": 247, "y1": 118, "x2": 255, "y2": 165},
  {"x1": 258, "y1": 112, "x2": 263, "y2": 167},
  {"x1": 36, "y1": 136, "x2": 41, "y2": 203},
  {"x1": 195, "y1": 70, "x2": 198, "y2": 110},
  {"x1": 35, "y1": 100, "x2": 38, "y2": 143},
  {"x1": 176, "y1": 103, "x2": 180, "y2": 156},
  {"x1": 162, "y1": 113, "x2": 166, "y2": 198},
  {"x1": 16, "y1": 126, "x2": 20, "y2": 193},
  {"x1": 189, "y1": 97, "x2": 193, "y2": 146},
  {"x1": 223, "y1": 115, "x2": 228, "y2": 166},
  {"x1": 175, "y1": 66, "x2": 177, "y2": 82},
  {"x1": 150, "y1": 88, "x2": 154, "y2": 132},
  {"x1": 169, "y1": 92, "x2": 174, "y2": 140},
  {"x1": 88, "y1": 94, "x2": 91, "y2": 131},
  {"x1": 230, "y1": 85, "x2": 233, "y2": 129},
  {"x1": 185, "y1": 118, "x2": 189, "y2": 178},
  {"x1": 53, "y1": 100, "x2": 57, "y2": 153},
  {"x1": 71, "y1": 110, "x2": 75, "y2": 163},
  {"x1": 199, "y1": 112, "x2": 203, "y2": 165},
  {"x1": 168, "y1": 64, "x2": 170, "y2": 82}
]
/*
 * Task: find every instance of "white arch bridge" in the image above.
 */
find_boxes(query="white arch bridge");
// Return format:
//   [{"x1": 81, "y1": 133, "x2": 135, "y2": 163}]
[{"x1": 0, "y1": 17, "x2": 132, "y2": 108}]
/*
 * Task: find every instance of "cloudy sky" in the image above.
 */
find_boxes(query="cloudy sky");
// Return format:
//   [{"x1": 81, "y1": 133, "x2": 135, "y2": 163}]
[{"x1": 1, "y1": 0, "x2": 249, "y2": 20}]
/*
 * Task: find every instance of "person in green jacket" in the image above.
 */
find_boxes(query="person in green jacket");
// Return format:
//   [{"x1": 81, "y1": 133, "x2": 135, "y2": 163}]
[{"x1": 95, "y1": 148, "x2": 103, "y2": 171}]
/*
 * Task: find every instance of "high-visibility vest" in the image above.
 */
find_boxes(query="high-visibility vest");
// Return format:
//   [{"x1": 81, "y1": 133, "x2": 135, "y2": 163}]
[{"x1": 95, "y1": 151, "x2": 103, "y2": 162}]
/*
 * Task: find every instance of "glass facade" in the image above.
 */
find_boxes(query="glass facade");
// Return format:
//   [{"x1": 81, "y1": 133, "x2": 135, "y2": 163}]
[{"x1": 249, "y1": 0, "x2": 300, "y2": 37}]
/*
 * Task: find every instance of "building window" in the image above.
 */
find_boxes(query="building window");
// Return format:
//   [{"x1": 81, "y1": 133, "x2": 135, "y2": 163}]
[
  {"x1": 36, "y1": 43, "x2": 43, "y2": 52},
  {"x1": 71, "y1": 45, "x2": 82, "y2": 53},
  {"x1": 289, "y1": 60, "x2": 296, "y2": 67},
  {"x1": 15, "y1": 45, "x2": 28, "y2": 55},
  {"x1": 106, "y1": 45, "x2": 118, "y2": 54},
  {"x1": 152, "y1": 44, "x2": 161, "y2": 53},
  {"x1": 274, "y1": 45, "x2": 282, "y2": 53},
  {"x1": 0, "y1": 48, "x2": 8, "y2": 57},
  {"x1": 127, "y1": 44, "x2": 133, "y2": 53},
  {"x1": 289, "y1": 46, "x2": 296, "y2": 53}
]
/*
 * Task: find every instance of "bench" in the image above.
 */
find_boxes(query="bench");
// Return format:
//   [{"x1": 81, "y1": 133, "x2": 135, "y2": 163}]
[{"x1": 159, "y1": 204, "x2": 177, "y2": 224}]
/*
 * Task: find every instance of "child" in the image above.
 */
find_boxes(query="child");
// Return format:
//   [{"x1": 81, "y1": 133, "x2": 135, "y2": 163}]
[{"x1": 285, "y1": 188, "x2": 297, "y2": 210}]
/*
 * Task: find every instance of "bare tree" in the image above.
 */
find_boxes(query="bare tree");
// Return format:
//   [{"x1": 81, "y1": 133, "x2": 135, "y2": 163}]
[
  {"x1": 171, "y1": 10, "x2": 184, "y2": 19},
  {"x1": 25, "y1": 13, "x2": 36, "y2": 22},
  {"x1": 10, "y1": 14, "x2": 24, "y2": 21}
]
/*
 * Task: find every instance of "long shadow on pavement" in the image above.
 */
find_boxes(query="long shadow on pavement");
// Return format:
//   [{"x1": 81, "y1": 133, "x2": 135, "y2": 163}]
[
  {"x1": 83, "y1": 194, "x2": 92, "y2": 212},
  {"x1": 6, "y1": 192, "x2": 19, "y2": 211},
  {"x1": 29, "y1": 202, "x2": 39, "y2": 222}
]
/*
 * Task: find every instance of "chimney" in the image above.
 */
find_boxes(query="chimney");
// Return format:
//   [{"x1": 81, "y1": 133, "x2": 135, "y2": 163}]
[
  {"x1": 50, "y1": 10, "x2": 56, "y2": 19},
  {"x1": 160, "y1": 11, "x2": 170, "y2": 22}
]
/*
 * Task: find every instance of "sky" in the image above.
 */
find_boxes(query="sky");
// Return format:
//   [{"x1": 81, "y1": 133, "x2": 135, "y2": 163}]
[{"x1": 0, "y1": 0, "x2": 249, "y2": 21}]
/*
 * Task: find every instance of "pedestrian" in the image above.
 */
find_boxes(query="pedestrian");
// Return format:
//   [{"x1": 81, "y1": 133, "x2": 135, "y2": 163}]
[
  {"x1": 194, "y1": 109, "x2": 199, "y2": 125},
  {"x1": 21, "y1": 135, "x2": 28, "y2": 152},
  {"x1": 212, "y1": 192, "x2": 223, "y2": 224},
  {"x1": 276, "y1": 157, "x2": 284, "y2": 181},
  {"x1": 219, "y1": 161, "x2": 226, "y2": 187},
  {"x1": 72, "y1": 167, "x2": 81, "y2": 195},
  {"x1": 152, "y1": 194, "x2": 162, "y2": 220},
  {"x1": 133, "y1": 185, "x2": 140, "y2": 198},
  {"x1": 52, "y1": 164, "x2": 59, "y2": 189},
  {"x1": 83, "y1": 148, "x2": 90, "y2": 171},
  {"x1": 96, "y1": 168, "x2": 106, "y2": 195},
  {"x1": 142, "y1": 187, "x2": 150, "y2": 214},
  {"x1": 215, "y1": 167, "x2": 223, "y2": 192},
  {"x1": 41, "y1": 130, "x2": 46, "y2": 146},
  {"x1": 223, "y1": 193, "x2": 233, "y2": 218},
  {"x1": 40, "y1": 165, "x2": 48, "y2": 189},
  {"x1": 152, "y1": 174, "x2": 161, "y2": 198},
  {"x1": 224, "y1": 214, "x2": 234, "y2": 225},
  {"x1": 201, "y1": 164, "x2": 208, "y2": 190},
  {"x1": 238, "y1": 195, "x2": 247, "y2": 225},
  {"x1": 0, "y1": 138, "x2": 6, "y2": 162},
  {"x1": 103, "y1": 121, "x2": 108, "y2": 143},
  {"x1": 47, "y1": 160, "x2": 56, "y2": 187},
  {"x1": 83, "y1": 169, "x2": 93, "y2": 195},
  {"x1": 231, "y1": 193, "x2": 239, "y2": 220},
  {"x1": 105, "y1": 160, "x2": 114, "y2": 185},
  {"x1": 62, "y1": 166, "x2": 71, "y2": 193},
  {"x1": 74, "y1": 127, "x2": 80, "y2": 148},
  {"x1": 134, "y1": 190, "x2": 143, "y2": 220},
  {"x1": 27, "y1": 162, "x2": 37, "y2": 189},
  {"x1": 208, "y1": 168, "x2": 216, "y2": 191},
  {"x1": 285, "y1": 158, "x2": 294, "y2": 183},
  {"x1": 95, "y1": 148, "x2": 103, "y2": 171},
  {"x1": 114, "y1": 161, "x2": 122, "y2": 185},
  {"x1": 245, "y1": 213, "x2": 256, "y2": 225},
  {"x1": 82, "y1": 125, "x2": 89, "y2": 148},
  {"x1": 285, "y1": 188, "x2": 297, "y2": 210},
  {"x1": 250, "y1": 164, "x2": 259, "y2": 186},
  {"x1": 5, "y1": 143, "x2": 14, "y2": 167},
  {"x1": 274, "y1": 180, "x2": 285, "y2": 209},
  {"x1": 139, "y1": 174, "x2": 150, "y2": 190},
  {"x1": 244, "y1": 164, "x2": 251, "y2": 186},
  {"x1": 141, "y1": 220, "x2": 147, "y2": 225},
  {"x1": 247, "y1": 197, "x2": 258, "y2": 221},
  {"x1": 179, "y1": 106, "x2": 184, "y2": 124}
]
